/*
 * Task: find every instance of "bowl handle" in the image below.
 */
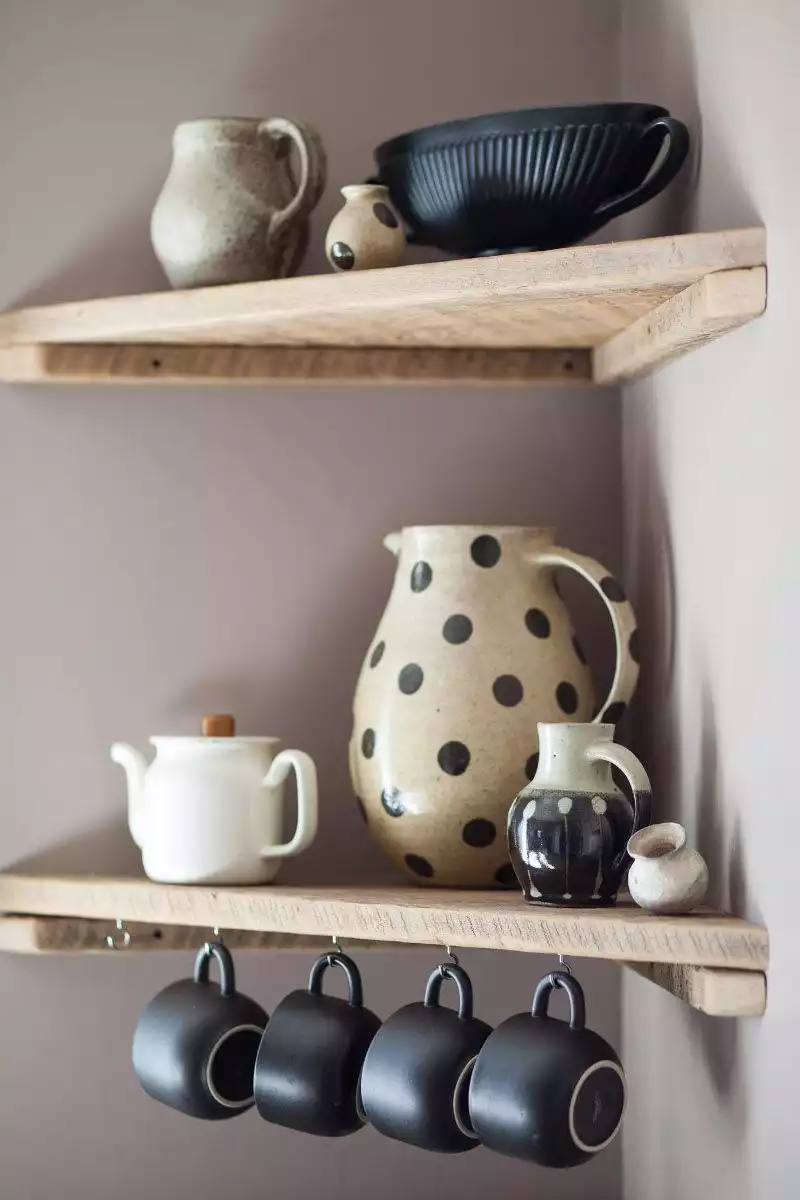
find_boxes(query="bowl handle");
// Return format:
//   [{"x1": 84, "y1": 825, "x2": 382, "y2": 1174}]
[{"x1": 591, "y1": 116, "x2": 690, "y2": 223}]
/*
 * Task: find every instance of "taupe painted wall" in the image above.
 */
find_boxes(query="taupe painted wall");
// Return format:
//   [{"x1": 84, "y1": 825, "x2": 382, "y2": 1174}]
[
  {"x1": 0, "y1": 3, "x2": 624, "y2": 1197},
  {"x1": 619, "y1": 2, "x2": 800, "y2": 1197}
]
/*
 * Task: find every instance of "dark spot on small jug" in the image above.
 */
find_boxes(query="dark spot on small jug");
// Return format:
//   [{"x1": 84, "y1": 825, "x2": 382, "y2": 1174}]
[
  {"x1": 373, "y1": 201, "x2": 398, "y2": 228},
  {"x1": 330, "y1": 241, "x2": 355, "y2": 270}
]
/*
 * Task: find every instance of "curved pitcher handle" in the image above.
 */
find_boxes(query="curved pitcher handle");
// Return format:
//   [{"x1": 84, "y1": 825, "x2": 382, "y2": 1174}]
[
  {"x1": 584, "y1": 738, "x2": 652, "y2": 872},
  {"x1": 530, "y1": 545, "x2": 639, "y2": 725},
  {"x1": 259, "y1": 117, "x2": 327, "y2": 239},
  {"x1": 261, "y1": 749, "x2": 319, "y2": 858}
]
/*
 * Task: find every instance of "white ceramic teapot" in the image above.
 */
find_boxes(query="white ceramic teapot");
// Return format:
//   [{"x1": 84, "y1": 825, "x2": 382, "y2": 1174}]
[{"x1": 111, "y1": 715, "x2": 318, "y2": 885}]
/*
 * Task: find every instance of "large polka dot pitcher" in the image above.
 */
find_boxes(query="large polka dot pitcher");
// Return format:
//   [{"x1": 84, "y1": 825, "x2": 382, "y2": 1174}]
[{"x1": 350, "y1": 526, "x2": 639, "y2": 888}]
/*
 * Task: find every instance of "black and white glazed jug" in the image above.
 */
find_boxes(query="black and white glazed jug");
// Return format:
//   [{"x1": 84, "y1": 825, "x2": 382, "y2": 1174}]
[
  {"x1": 350, "y1": 526, "x2": 639, "y2": 887},
  {"x1": 507, "y1": 722, "x2": 652, "y2": 906}
]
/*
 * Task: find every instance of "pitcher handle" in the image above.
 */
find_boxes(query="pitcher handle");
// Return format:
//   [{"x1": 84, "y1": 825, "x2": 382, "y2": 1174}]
[
  {"x1": 584, "y1": 739, "x2": 652, "y2": 873},
  {"x1": 261, "y1": 749, "x2": 319, "y2": 858},
  {"x1": 259, "y1": 117, "x2": 327, "y2": 238},
  {"x1": 531, "y1": 546, "x2": 639, "y2": 725}
]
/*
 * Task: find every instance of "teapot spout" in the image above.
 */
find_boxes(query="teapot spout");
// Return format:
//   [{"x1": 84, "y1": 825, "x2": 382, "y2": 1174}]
[{"x1": 110, "y1": 742, "x2": 148, "y2": 850}]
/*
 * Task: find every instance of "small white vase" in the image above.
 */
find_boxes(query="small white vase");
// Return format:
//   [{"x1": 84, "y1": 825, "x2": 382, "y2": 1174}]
[
  {"x1": 627, "y1": 822, "x2": 709, "y2": 914},
  {"x1": 325, "y1": 184, "x2": 405, "y2": 272}
]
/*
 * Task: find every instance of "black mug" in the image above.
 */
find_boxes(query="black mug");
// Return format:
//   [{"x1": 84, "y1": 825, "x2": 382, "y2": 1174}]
[
  {"x1": 359, "y1": 963, "x2": 491, "y2": 1153},
  {"x1": 469, "y1": 971, "x2": 626, "y2": 1167},
  {"x1": 132, "y1": 942, "x2": 268, "y2": 1119},
  {"x1": 253, "y1": 951, "x2": 381, "y2": 1137}
]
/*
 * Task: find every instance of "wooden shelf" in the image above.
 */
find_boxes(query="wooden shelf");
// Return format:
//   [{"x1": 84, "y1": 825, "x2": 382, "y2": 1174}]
[
  {"x1": 0, "y1": 873, "x2": 767, "y2": 1016},
  {"x1": 0, "y1": 229, "x2": 766, "y2": 386},
  {"x1": 0, "y1": 871, "x2": 767, "y2": 966}
]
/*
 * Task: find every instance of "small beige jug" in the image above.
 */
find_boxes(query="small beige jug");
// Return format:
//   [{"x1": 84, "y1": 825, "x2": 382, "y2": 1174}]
[{"x1": 151, "y1": 117, "x2": 326, "y2": 289}]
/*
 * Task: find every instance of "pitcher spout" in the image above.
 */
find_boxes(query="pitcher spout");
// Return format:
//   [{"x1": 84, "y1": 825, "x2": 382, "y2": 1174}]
[{"x1": 110, "y1": 742, "x2": 148, "y2": 850}]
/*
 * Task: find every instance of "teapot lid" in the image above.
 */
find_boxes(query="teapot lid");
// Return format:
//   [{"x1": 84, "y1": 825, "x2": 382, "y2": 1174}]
[{"x1": 150, "y1": 715, "x2": 279, "y2": 746}]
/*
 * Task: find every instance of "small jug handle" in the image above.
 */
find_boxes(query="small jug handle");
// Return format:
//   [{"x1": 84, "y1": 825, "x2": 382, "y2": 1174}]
[
  {"x1": 530, "y1": 545, "x2": 639, "y2": 725},
  {"x1": 194, "y1": 942, "x2": 236, "y2": 997},
  {"x1": 261, "y1": 749, "x2": 319, "y2": 858},
  {"x1": 584, "y1": 738, "x2": 652, "y2": 873},
  {"x1": 259, "y1": 117, "x2": 327, "y2": 239},
  {"x1": 307, "y1": 951, "x2": 364, "y2": 1007}
]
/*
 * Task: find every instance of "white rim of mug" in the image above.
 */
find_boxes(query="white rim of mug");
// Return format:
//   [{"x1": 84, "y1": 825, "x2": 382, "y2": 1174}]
[
  {"x1": 451, "y1": 1055, "x2": 480, "y2": 1140},
  {"x1": 568, "y1": 1059, "x2": 627, "y2": 1154},
  {"x1": 205, "y1": 1023, "x2": 265, "y2": 1109},
  {"x1": 355, "y1": 1068, "x2": 368, "y2": 1126}
]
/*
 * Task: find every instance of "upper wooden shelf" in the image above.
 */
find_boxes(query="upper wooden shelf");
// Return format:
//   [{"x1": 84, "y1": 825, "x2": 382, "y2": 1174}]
[{"x1": 0, "y1": 228, "x2": 766, "y2": 387}]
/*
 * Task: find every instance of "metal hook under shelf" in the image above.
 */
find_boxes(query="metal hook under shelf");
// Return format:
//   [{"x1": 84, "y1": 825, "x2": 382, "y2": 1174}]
[
  {"x1": 557, "y1": 953, "x2": 573, "y2": 977},
  {"x1": 105, "y1": 918, "x2": 131, "y2": 951}
]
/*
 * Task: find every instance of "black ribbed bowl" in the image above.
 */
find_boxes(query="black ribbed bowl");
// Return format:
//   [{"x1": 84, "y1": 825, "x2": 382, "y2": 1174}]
[{"x1": 373, "y1": 104, "x2": 689, "y2": 256}]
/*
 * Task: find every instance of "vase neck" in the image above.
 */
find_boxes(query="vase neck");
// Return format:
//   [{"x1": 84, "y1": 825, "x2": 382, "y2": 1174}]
[{"x1": 535, "y1": 723, "x2": 616, "y2": 792}]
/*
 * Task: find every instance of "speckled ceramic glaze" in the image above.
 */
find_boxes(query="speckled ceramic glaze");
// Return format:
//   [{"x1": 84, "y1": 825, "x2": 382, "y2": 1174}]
[
  {"x1": 627, "y1": 822, "x2": 709, "y2": 914},
  {"x1": 508, "y1": 723, "x2": 652, "y2": 906},
  {"x1": 350, "y1": 527, "x2": 639, "y2": 887},
  {"x1": 325, "y1": 185, "x2": 405, "y2": 272},
  {"x1": 151, "y1": 118, "x2": 326, "y2": 289}
]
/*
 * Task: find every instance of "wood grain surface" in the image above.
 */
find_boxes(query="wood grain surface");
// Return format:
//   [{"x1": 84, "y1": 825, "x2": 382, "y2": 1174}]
[
  {"x1": 0, "y1": 873, "x2": 768, "y2": 969},
  {"x1": 0, "y1": 229, "x2": 765, "y2": 351}
]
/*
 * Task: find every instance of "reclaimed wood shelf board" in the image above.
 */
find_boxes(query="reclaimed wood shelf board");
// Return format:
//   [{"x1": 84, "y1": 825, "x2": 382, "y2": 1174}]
[
  {"x1": 0, "y1": 229, "x2": 766, "y2": 386},
  {"x1": 0, "y1": 872, "x2": 768, "y2": 969},
  {"x1": 0, "y1": 912, "x2": 766, "y2": 1016}
]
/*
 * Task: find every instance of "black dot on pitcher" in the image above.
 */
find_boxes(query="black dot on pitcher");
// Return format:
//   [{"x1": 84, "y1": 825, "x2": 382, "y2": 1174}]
[
  {"x1": 373, "y1": 201, "x2": 399, "y2": 228},
  {"x1": 495, "y1": 862, "x2": 517, "y2": 886},
  {"x1": 572, "y1": 635, "x2": 587, "y2": 665},
  {"x1": 600, "y1": 576, "x2": 626, "y2": 602},
  {"x1": 493, "y1": 674, "x2": 523, "y2": 706},
  {"x1": 463, "y1": 818, "x2": 496, "y2": 847},
  {"x1": 369, "y1": 641, "x2": 385, "y2": 668},
  {"x1": 438, "y1": 741, "x2": 471, "y2": 775},
  {"x1": 629, "y1": 628, "x2": 640, "y2": 663},
  {"x1": 556, "y1": 681, "x2": 579, "y2": 714},
  {"x1": 410, "y1": 561, "x2": 432, "y2": 592},
  {"x1": 525, "y1": 752, "x2": 540, "y2": 781},
  {"x1": 361, "y1": 728, "x2": 376, "y2": 758},
  {"x1": 470, "y1": 534, "x2": 501, "y2": 568},
  {"x1": 602, "y1": 701, "x2": 627, "y2": 724},
  {"x1": 330, "y1": 241, "x2": 355, "y2": 270},
  {"x1": 405, "y1": 853, "x2": 434, "y2": 878},
  {"x1": 525, "y1": 608, "x2": 550, "y2": 638},
  {"x1": 381, "y1": 787, "x2": 406, "y2": 817},
  {"x1": 398, "y1": 663, "x2": 424, "y2": 694},
  {"x1": 443, "y1": 614, "x2": 473, "y2": 644}
]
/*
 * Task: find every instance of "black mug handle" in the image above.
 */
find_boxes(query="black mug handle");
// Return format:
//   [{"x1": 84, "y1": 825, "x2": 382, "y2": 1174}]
[
  {"x1": 307, "y1": 951, "x2": 364, "y2": 1008},
  {"x1": 592, "y1": 116, "x2": 690, "y2": 223},
  {"x1": 424, "y1": 964, "x2": 474, "y2": 1020},
  {"x1": 531, "y1": 971, "x2": 586, "y2": 1031},
  {"x1": 193, "y1": 942, "x2": 236, "y2": 998}
]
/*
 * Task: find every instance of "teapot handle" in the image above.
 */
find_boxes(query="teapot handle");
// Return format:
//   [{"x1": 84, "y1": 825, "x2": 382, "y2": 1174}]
[
  {"x1": 259, "y1": 117, "x2": 327, "y2": 239},
  {"x1": 584, "y1": 739, "x2": 652, "y2": 873},
  {"x1": 530, "y1": 545, "x2": 639, "y2": 725},
  {"x1": 261, "y1": 749, "x2": 319, "y2": 858}
]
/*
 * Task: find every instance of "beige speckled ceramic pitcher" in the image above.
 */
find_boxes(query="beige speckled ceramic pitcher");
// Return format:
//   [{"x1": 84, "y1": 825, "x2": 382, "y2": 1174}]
[
  {"x1": 350, "y1": 526, "x2": 639, "y2": 887},
  {"x1": 151, "y1": 117, "x2": 326, "y2": 289}
]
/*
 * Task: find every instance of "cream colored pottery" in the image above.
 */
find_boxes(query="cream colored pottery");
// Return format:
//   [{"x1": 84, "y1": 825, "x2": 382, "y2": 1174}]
[
  {"x1": 111, "y1": 714, "x2": 318, "y2": 885},
  {"x1": 350, "y1": 526, "x2": 639, "y2": 887},
  {"x1": 325, "y1": 184, "x2": 405, "y2": 271},
  {"x1": 627, "y1": 822, "x2": 709, "y2": 914},
  {"x1": 151, "y1": 117, "x2": 326, "y2": 289}
]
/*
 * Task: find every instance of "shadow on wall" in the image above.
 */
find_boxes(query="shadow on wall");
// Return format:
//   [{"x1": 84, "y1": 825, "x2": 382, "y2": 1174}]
[{"x1": 621, "y1": 0, "x2": 762, "y2": 240}]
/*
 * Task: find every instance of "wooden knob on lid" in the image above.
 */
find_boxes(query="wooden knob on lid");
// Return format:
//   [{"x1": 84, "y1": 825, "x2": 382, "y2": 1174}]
[{"x1": 202, "y1": 714, "x2": 236, "y2": 738}]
